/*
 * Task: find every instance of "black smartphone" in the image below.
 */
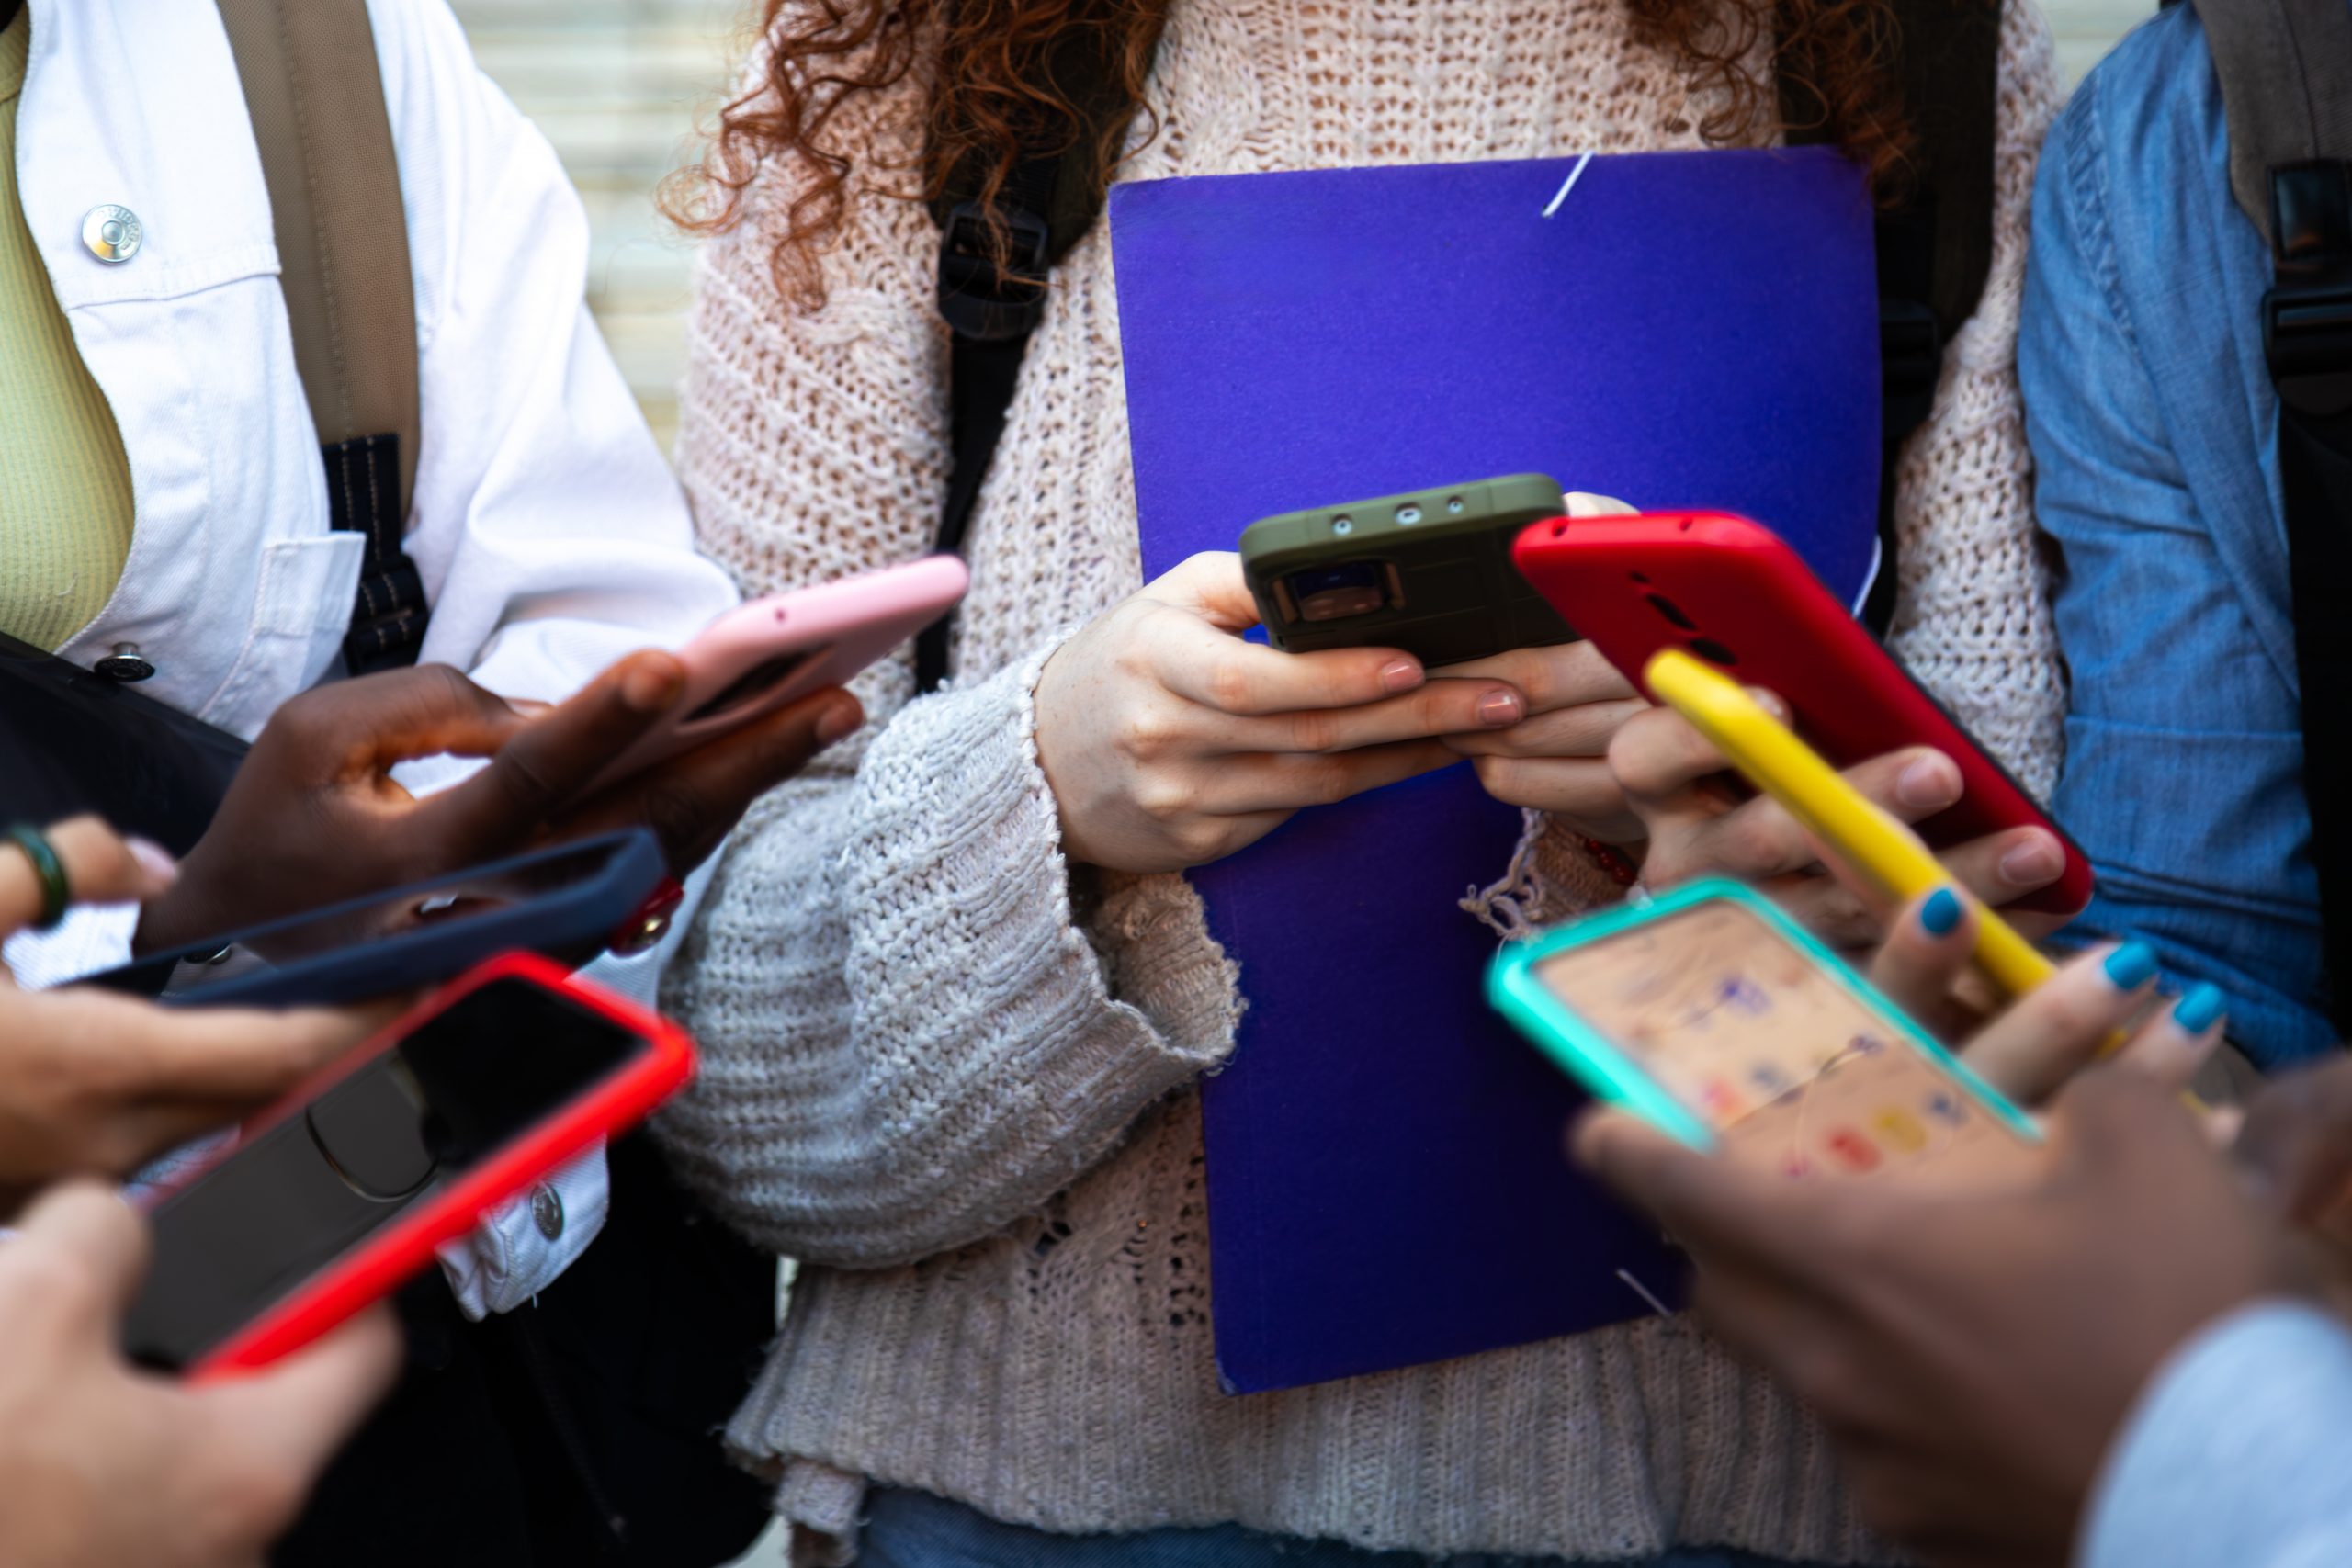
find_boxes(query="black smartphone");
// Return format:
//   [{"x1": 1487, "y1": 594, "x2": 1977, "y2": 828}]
[
  {"x1": 0, "y1": 633, "x2": 249, "y2": 857},
  {"x1": 81, "y1": 830, "x2": 669, "y2": 1008}
]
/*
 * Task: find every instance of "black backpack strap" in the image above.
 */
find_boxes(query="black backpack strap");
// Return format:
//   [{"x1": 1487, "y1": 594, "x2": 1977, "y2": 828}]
[
  {"x1": 2187, "y1": 0, "x2": 2352, "y2": 1030},
  {"x1": 1782, "y1": 0, "x2": 2000, "y2": 636},
  {"x1": 917, "y1": 28, "x2": 1148, "y2": 692},
  {"x1": 217, "y1": 0, "x2": 433, "y2": 676}
]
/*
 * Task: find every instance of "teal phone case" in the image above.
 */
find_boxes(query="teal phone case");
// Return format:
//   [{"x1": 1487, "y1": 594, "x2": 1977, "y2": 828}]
[
  {"x1": 1238, "y1": 473, "x2": 1577, "y2": 667},
  {"x1": 1486, "y1": 878, "x2": 2042, "y2": 1151}
]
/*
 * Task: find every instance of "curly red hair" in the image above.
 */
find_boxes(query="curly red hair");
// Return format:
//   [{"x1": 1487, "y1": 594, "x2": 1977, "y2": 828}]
[{"x1": 668, "y1": 0, "x2": 1917, "y2": 313}]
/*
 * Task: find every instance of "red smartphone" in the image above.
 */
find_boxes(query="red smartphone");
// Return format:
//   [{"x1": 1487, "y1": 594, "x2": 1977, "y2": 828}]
[
  {"x1": 576, "y1": 555, "x2": 970, "y2": 797},
  {"x1": 1511, "y1": 510, "x2": 2092, "y2": 917},
  {"x1": 121, "y1": 953, "x2": 695, "y2": 1381}
]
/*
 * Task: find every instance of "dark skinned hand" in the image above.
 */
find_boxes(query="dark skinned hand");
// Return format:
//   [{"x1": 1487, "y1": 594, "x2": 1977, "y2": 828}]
[
  {"x1": 135, "y1": 653, "x2": 861, "y2": 954},
  {"x1": 1575, "y1": 1066, "x2": 2305, "y2": 1568}
]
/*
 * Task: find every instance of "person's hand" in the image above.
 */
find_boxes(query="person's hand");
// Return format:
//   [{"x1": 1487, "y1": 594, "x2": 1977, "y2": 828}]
[
  {"x1": 1574, "y1": 1066, "x2": 2303, "y2": 1568},
  {"x1": 1034, "y1": 552, "x2": 1531, "y2": 873},
  {"x1": 2229, "y1": 1055, "x2": 2352, "y2": 1308},
  {"x1": 138, "y1": 654, "x2": 862, "y2": 953},
  {"x1": 1607, "y1": 699, "x2": 2070, "y2": 949},
  {"x1": 0, "y1": 1182, "x2": 397, "y2": 1568},
  {"x1": 0, "y1": 820, "x2": 371, "y2": 1215},
  {"x1": 1438, "y1": 492, "x2": 1648, "y2": 840}
]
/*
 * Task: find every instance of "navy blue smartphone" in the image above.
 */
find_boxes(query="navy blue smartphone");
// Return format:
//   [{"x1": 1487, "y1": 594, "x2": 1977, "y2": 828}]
[{"x1": 81, "y1": 829, "x2": 669, "y2": 1009}]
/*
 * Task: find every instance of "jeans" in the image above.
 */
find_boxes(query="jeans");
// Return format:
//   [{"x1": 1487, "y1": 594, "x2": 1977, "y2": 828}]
[{"x1": 861, "y1": 1488, "x2": 1828, "y2": 1568}]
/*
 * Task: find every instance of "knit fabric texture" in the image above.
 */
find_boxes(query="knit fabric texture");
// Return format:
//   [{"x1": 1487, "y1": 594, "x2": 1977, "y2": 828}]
[{"x1": 659, "y1": 0, "x2": 2064, "y2": 1562}]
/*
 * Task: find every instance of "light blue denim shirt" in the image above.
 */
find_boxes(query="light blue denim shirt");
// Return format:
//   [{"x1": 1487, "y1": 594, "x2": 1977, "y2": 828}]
[{"x1": 2019, "y1": 0, "x2": 2337, "y2": 1069}]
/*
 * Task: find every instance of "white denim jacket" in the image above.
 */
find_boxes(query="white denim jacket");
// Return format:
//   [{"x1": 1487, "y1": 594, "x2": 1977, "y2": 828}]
[{"x1": 3, "y1": 0, "x2": 740, "y2": 1310}]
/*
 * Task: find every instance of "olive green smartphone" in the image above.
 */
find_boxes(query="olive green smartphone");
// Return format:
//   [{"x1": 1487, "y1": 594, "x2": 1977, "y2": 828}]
[{"x1": 1238, "y1": 473, "x2": 1577, "y2": 667}]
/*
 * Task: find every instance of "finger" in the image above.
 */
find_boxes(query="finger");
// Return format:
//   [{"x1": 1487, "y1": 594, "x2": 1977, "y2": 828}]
[
  {"x1": 1563, "y1": 491, "x2": 1637, "y2": 518},
  {"x1": 1608, "y1": 705, "x2": 1739, "y2": 806},
  {"x1": 1148, "y1": 614, "x2": 1438, "y2": 717},
  {"x1": 2233, "y1": 1056, "x2": 2352, "y2": 1221},
  {"x1": 420, "y1": 651, "x2": 686, "y2": 857},
  {"x1": 1464, "y1": 756, "x2": 1646, "y2": 838},
  {"x1": 195, "y1": 1305, "x2": 401, "y2": 1508},
  {"x1": 0, "y1": 818, "x2": 178, "y2": 938},
  {"x1": 1917, "y1": 824, "x2": 2069, "y2": 912},
  {"x1": 2110, "y1": 982, "x2": 2226, "y2": 1090},
  {"x1": 1960, "y1": 941, "x2": 2161, "y2": 1105},
  {"x1": 556, "y1": 686, "x2": 863, "y2": 873},
  {"x1": 1432, "y1": 640, "x2": 1641, "y2": 716},
  {"x1": 1232, "y1": 678, "x2": 1527, "y2": 755},
  {"x1": 274, "y1": 665, "x2": 535, "y2": 777},
  {"x1": 43, "y1": 992, "x2": 368, "y2": 1103},
  {"x1": 1442, "y1": 698, "x2": 1650, "y2": 760},
  {"x1": 1190, "y1": 739, "x2": 1462, "y2": 816},
  {"x1": 1151, "y1": 550, "x2": 1273, "y2": 635},
  {"x1": 1865, "y1": 886, "x2": 1979, "y2": 1021},
  {"x1": 14, "y1": 1179, "x2": 151, "y2": 1315},
  {"x1": 1674, "y1": 747, "x2": 1963, "y2": 887},
  {"x1": 1570, "y1": 1110, "x2": 1830, "y2": 1278}
]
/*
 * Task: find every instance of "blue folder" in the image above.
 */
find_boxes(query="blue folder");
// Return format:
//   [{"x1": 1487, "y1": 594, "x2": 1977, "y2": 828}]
[{"x1": 1109, "y1": 148, "x2": 1882, "y2": 1393}]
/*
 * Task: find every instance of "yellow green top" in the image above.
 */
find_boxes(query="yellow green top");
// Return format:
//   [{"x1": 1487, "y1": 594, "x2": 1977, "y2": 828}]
[{"x1": 0, "y1": 6, "x2": 135, "y2": 651}]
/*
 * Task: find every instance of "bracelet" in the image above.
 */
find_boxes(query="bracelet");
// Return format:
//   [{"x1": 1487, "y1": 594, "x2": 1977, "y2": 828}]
[{"x1": 4, "y1": 824, "x2": 71, "y2": 931}]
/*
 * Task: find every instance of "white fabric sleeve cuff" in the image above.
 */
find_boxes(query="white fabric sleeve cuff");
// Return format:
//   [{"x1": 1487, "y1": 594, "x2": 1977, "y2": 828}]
[
  {"x1": 3, "y1": 899, "x2": 141, "y2": 988},
  {"x1": 435, "y1": 1141, "x2": 610, "y2": 1320},
  {"x1": 2082, "y1": 1299, "x2": 2352, "y2": 1568}
]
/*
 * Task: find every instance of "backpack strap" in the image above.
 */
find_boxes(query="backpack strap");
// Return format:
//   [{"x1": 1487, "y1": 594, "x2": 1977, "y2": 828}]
[
  {"x1": 216, "y1": 0, "x2": 432, "y2": 675},
  {"x1": 1783, "y1": 0, "x2": 2000, "y2": 636},
  {"x1": 2187, "y1": 0, "x2": 2352, "y2": 1031},
  {"x1": 916, "y1": 28, "x2": 1144, "y2": 692}
]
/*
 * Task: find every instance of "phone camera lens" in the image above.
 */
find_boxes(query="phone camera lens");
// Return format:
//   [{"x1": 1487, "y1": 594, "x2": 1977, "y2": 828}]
[
  {"x1": 1446, "y1": 497, "x2": 1465, "y2": 514},
  {"x1": 1332, "y1": 516, "x2": 1354, "y2": 536},
  {"x1": 1395, "y1": 504, "x2": 1423, "y2": 525}
]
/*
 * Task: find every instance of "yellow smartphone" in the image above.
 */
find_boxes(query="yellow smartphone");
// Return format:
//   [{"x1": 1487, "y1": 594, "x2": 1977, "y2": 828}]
[{"x1": 1643, "y1": 648, "x2": 2056, "y2": 999}]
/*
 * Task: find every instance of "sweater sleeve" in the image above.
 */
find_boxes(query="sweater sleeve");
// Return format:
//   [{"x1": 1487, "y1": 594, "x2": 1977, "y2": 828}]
[
  {"x1": 1883, "y1": 0, "x2": 2068, "y2": 800},
  {"x1": 652, "y1": 47, "x2": 1237, "y2": 1269}
]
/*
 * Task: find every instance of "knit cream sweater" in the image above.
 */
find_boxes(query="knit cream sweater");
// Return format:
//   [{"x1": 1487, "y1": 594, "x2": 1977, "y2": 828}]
[{"x1": 659, "y1": 1, "x2": 2065, "y2": 1562}]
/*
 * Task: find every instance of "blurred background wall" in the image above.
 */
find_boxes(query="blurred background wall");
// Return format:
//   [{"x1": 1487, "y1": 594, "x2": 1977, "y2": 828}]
[{"x1": 447, "y1": 0, "x2": 2146, "y2": 457}]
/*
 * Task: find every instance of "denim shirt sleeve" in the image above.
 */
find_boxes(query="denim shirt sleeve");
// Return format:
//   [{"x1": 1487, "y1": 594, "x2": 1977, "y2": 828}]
[{"x1": 2019, "y1": 17, "x2": 2335, "y2": 1069}]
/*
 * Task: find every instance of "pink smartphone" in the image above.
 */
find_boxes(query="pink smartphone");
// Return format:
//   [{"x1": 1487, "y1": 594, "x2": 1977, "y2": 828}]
[{"x1": 577, "y1": 555, "x2": 968, "y2": 796}]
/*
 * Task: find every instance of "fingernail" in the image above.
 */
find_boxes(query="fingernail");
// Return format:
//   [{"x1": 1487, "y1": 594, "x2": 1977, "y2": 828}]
[
  {"x1": 621, "y1": 657, "x2": 683, "y2": 712},
  {"x1": 125, "y1": 837, "x2": 178, "y2": 889},
  {"x1": 1919, "y1": 886, "x2": 1963, "y2": 937},
  {"x1": 1477, "y1": 690, "x2": 1524, "y2": 727},
  {"x1": 1380, "y1": 659, "x2": 1423, "y2": 694},
  {"x1": 816, "y1": 696, "x2": 863, "y2": 745},
  {"x1": 2102, "y1": 942, "x2": 2158, "y2": 990},
  {"x1": 1894, "y1": 754, "x2": 1962, "y2": 811},
  {"x1": 2173, "y1": 982, "x2": 2225, "y2": 1034},
  {"x1": 1999, "y1": 834, "x2": 2064, "y2": 886}
]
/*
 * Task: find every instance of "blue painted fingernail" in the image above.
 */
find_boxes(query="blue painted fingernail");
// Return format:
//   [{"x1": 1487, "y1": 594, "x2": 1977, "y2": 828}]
[
  {"x1": 2103, "y1": 942, "x2": 2158, "y2": 990},
  {"x1": 2173, "y1": 982, "x2": 2225, "y2": 1033},
  {"x1": 1919, "y1": 887, "x2": 1963, "y2": 936}
]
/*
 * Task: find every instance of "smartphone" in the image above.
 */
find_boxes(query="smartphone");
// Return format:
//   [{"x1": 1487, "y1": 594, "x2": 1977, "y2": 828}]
[
  {"x1": 1489, "y1": 878, "x2": 2041, "y2": 1177},
  {"x1": 1510, "y1": 510, "x2": 2093, "y2": 916},
  {"x1": 0, "y1": 630, "x2": 248, "y2": 858},
  {"x1": 1645, "y1": 649, "x2": 2058, "y2": 998},
  {"x1": 1238, "y1": 474, "x2": 1577, "y2": 667},
  {"x1": 80, "y1": 829, "x2": 669, "y2": 1009},
  {"x1": 122, "y1": 953, "x2": 695, "y2": 1379},
  {"x1": 577, "y1": 555, "x2": 970, "y2": 797}
]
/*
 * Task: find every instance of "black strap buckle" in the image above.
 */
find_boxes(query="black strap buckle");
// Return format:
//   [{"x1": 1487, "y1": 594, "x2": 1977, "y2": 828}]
[
  {"x1": 2266, "y1": 163, "x2": 2352, "y2": 418},
  {"x1": 937, "y1": 200, "x2": 1052, "y2": 342}
]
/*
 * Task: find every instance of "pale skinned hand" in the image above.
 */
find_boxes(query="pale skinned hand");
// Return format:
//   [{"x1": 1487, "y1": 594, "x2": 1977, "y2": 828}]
[
  {"x1": 1034, "y1": 552, "x2": 1531, "y2": 873},
  {"x1": 0, "y1": 1181, "x2": 398, "y2": 1568},
  {"x1": 0, "y1": 820, "x2": 373, "y2": 1217},
  {"x1": 1606, "y1": 695, "x2": 2071, "y2": 950},
  {"x1": 1440, "y1": 492, "x2": 1648, "y2": 840},
  {"x1": 138, "y1": 655, "x2": 862, "y2": 954}
]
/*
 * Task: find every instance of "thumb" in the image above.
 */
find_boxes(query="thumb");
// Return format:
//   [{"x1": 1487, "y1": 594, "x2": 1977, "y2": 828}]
[
  {"x1": 1563, "y1": 491, "x2": 1637, "y2": 517},
  {"x1": 195, "y1": 1305, "x2": 401, "y2": 1495},
  {"x1": 1152, "y1": 551, "x2": 1262, "y2": 634}
]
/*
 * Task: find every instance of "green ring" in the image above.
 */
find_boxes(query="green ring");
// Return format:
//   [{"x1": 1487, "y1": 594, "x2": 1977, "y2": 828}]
[{"x1": 4, "y1": 825, "x2": 71, "y2": 931}]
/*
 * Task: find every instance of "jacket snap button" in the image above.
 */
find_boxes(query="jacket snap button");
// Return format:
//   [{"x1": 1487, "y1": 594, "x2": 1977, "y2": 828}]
[
  {"x1": 81, "y1": 205, "x2": 142, "y2": 264},
  {"x1": 530, "y1": 1182, "x2": 565, "y2": 1241},
  {"x1": 94, "y1": 643, "x2": 154, "y2": 682}
]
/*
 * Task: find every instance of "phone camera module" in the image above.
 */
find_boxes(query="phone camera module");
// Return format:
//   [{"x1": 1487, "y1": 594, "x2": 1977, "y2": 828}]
[
  {"x1": 1331, "y1": 515, "x2": 1355, "y2": 536},
  {"x1": 1285, "y1": 561, "x2": 1390, "y2": 623},
  {"x1": 1395, "y1": 504, "x2": 1423, "y2": 525}
]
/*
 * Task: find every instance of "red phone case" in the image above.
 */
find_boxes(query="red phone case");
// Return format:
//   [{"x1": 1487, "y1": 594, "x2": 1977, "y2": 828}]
[
  {"x1": 154, "y1": 953, "x2": 696, "y2": 1382},
  {"x1": 1511, "y1": 510, "x2": 2093, "y2": 917}
]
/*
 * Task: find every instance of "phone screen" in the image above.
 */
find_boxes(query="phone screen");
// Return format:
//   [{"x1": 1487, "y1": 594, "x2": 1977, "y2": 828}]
[
  {"x1": 95, "y1": 837, "x2": 635, "y2": 1000},
  {"x1": 122, "y1": 976, "x2": 646, "y2": 1370},
  {"x1": 1532, "y1": 899, "x2": 2036, "y2": 1180}
]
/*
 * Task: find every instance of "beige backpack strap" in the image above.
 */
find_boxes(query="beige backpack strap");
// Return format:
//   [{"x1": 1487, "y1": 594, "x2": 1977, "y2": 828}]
[
  {"x1": 217, "y1": 0, "x2": 430, "y2": 671},
  {"x1": 2185, "y1": 0, "x2": 2352, "y2": 246}
]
